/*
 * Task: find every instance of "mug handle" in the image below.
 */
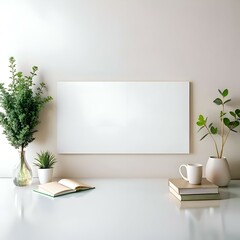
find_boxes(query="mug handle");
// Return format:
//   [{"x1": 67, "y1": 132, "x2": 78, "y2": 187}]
[{"x1": 179, "y1": 164, "x2": 188, "y2": 181}]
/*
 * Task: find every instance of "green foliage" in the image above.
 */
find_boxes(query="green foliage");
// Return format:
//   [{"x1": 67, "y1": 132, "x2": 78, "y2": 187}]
[
  {"x1": 34, "y1": 151, "x2": 56, "y2": 169},
  {"x1": 0, "y1": 57, "x2": 52, "y2": 150},
  {"x1": 196, "y1": 89, "x2": 240, "y2": 158}
]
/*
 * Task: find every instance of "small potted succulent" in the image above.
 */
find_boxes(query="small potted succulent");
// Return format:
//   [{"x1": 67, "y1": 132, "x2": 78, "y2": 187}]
[{"x1": 34, "y1": 151, "x2": 57, "y2": 184}]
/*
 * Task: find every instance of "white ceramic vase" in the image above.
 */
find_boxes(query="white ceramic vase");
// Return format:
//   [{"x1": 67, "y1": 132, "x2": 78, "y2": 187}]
[
  {"x1": 37, "y1": 168, "x2": 53, "y2": 184},
  {"x1": 205, "y1": 157, "x2": 231, "y2": 187}
]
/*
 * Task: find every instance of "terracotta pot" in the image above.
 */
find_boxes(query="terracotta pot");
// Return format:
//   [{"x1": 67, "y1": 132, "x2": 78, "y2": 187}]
[{"x1": 205, "y1": 157, "x2": 231, "y2": 187}]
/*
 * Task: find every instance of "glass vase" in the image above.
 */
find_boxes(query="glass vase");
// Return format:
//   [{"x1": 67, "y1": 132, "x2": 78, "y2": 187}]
[{"x1": 13, "y1": 150, "x2": 33, "y2": 186}]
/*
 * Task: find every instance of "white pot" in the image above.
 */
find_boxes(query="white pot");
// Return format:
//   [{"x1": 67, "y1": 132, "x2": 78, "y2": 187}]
[
  {"x1": 37, "y1": 168, "x2": 53, "y2": 184},
  {"x1": 205, "y1": 157, "x2": 231, "y2": 187}
]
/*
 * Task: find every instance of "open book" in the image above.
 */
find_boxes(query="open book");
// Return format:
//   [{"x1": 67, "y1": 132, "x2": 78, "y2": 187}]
[{"x1": 34, "y1": 179, "x2": 95, "y2": 197}]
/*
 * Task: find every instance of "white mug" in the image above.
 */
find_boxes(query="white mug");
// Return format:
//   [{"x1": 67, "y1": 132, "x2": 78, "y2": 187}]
[{"x1": 179, "y1": 163, "x2": 203, "y2": 185}]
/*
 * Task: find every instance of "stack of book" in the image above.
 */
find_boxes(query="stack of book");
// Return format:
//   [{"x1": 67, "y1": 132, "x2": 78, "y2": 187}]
[{"x1": 168, "y1": 178, "x2": 220, "y2": 201}]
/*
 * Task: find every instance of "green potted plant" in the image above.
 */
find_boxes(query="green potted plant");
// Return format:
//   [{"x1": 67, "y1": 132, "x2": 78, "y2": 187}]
[
  {"x1": 34, "y1": 151, "x2": 57, "y2": 184},
  {"x1": 196, "y1": 89, "x2": 240, "y2": 186},
  {"x1": 0, "y1": 57, "x2": 52, "y2": 186}
]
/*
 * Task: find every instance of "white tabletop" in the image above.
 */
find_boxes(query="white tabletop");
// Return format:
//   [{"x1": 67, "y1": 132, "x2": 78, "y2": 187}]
[{"x1": 0, "y1": 178, "x2": 239, "y2": 240}]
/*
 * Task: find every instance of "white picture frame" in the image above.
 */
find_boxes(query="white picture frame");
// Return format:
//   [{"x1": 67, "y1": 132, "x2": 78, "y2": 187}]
[{"x1": 57, "y1": 81, "x2": 189, "y2": 154}]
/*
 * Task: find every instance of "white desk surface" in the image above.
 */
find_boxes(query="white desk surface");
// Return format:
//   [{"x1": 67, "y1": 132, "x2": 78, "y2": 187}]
[{"x1": 0, "y1": 178, "x2": 239, "y2": 240}]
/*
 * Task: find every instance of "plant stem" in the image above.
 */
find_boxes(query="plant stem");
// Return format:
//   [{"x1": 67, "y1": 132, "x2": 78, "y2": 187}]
[
  {"x1": 20, "y1": 144, "x2": 24, "y2": 169},
  {"x1": 220, "y1": 100, "x2": 225, "y2": 158},
  {"x1": 221, "y1": 129, "x2": 231, "y2": 157},
  {"x1": 205, "y1": 123, "x2": 220, "y2": 158}
]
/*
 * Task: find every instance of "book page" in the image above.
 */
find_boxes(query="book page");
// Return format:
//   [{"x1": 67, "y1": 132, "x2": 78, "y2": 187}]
[
  {"x1": 39, "y1": 181, "x2": 74, "y2": 195},
  {"x1": 58, "y1": 179, "x2": 91, "y2": 190}
]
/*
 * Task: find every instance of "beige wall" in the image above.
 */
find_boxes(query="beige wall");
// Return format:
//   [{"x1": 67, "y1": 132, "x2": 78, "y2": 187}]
[{"x1": 1, "y1": 0, "x2": 240, "y2": 178}]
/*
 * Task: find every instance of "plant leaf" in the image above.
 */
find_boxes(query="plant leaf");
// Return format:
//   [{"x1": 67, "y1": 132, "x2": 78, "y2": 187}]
[
  {"x1": 218, "y1": 89, "x2": 223, "y2": 96},
  {"x1": 224, "y1": 99, "x2": 231, "y2": 104},
  {"x1": 200, "y1": 133, "x2": 209, "y2": 141},
  {"x1": 230, "y1": 111, "x2": 236, "y2": 118},
  {"x1": 33, "y1": 151, "x2": 56, "y2": 168},
  {"x1": 210, "y1": 126, "x2": 217, "y2": 134},
  {"x1": 196, "y1": 115, "x2": 206, "y2": 126},
  {"x1": 229, "y1": 121, "x2": 240, "y2": 129},
  {"x1": 223, "y1": 118, "x2": 230, "y2": 127},
  {"x1": 197, "y1": 126, "x2": 205, "y2": 132},
  {"x1": 234, "y1": 121, "x2": 239, "y2": 128},
  {"x1": 222, "y1": 89, "x2": 228, "y2": 97},
  {"x1": 220, "y1": 111, "x2": 226, "y2": 118},
  {"x1": 213, "y1": 98, "x2": 222, "y2": 105},
  {"x1": 235, "y1": 109, "x2": 240, "y2": 117},
  {"x1": 16, "y1": 72, "x2": 22, "y2": 78},
  {"x1": 198, "y1": 115, "x2": 204, "y2": 121}
]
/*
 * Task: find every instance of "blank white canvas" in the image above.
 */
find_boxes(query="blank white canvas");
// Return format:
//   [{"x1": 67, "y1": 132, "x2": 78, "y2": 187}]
[{"x1": 57, "y1": 82, "x2": 189, "y2": 154}]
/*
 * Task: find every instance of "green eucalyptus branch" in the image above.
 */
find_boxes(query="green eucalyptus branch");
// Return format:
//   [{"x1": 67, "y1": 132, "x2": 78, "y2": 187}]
[
  {"x1": 196, "y1": 89, "x2": 240, "y2": 159},
  {"x1": 0, "y1": 57, "x2": 53, "y2": 151}
]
